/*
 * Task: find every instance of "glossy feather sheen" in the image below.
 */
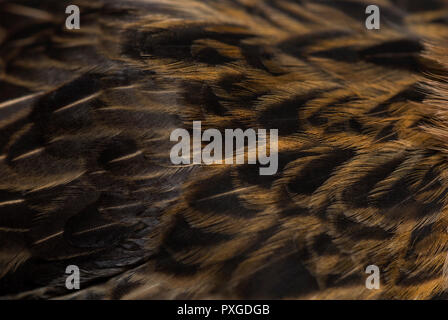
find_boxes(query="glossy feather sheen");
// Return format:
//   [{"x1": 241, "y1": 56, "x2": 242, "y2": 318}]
[{"x1": 0, "y1": 0, "x2": 448, "y2": 299}]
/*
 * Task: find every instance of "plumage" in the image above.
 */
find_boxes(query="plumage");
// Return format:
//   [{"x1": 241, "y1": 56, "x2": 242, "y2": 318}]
[{"x1": 0, "y1": 0, "x2": 448, "y2": 299}]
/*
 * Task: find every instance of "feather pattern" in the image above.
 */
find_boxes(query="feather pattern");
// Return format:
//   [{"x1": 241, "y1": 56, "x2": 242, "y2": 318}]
[{"x1": 0, "y1": 0, "x2": 448, "y2": 299}]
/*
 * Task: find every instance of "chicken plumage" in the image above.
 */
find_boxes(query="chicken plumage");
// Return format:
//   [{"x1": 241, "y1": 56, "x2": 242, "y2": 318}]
[{"x1": 0, "y1": 0, "x2": 448, "y2": 299}]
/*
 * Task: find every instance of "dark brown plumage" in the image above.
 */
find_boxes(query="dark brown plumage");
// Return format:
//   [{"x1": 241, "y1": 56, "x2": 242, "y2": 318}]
[{"x1": 0, "y1": 0, "x2": 448, "y2": 299}]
